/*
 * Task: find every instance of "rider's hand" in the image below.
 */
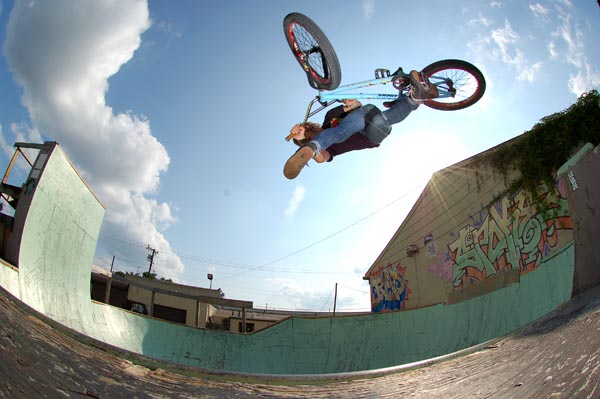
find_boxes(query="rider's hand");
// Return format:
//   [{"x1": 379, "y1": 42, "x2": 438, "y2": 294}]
[
  {"x1": 290, "y1": 124, "x2": 306, "y2": 140},
  {"x1": 342, "y1": 99, "x2": 362, "y2": 111}
]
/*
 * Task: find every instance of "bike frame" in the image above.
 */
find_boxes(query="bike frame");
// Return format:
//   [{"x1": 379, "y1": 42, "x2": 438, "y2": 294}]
[
  {"x1": 302, "y1": 71, "x2": 454, "y2": 123},
  {"x1": 320, "y1": 76, "x2": 399, "y2": 102}
]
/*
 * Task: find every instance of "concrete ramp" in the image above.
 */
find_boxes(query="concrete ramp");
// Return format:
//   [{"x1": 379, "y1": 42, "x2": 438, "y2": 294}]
[
  {"x1": 2, "y1": 277, "x2": 600, "y2": 398},
  {"x1": 0, "y1": 139, "x2": 598, "y2": 378}
]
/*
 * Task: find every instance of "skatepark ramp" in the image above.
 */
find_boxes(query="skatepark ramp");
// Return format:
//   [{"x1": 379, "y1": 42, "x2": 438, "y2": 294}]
[{"x1": 0, "y1": 93, "x2": 598, "y2": 376}]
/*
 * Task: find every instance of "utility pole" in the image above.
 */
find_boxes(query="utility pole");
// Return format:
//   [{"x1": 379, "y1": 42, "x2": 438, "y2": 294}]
[
  {"x1": 333, "y1": 283, "x2": 338, "y2": 317},
  {"x1": 146, "y1": 245, "x2": 158, "y2": 274},
  {"x1": 109, "y1": 255, "x2": 115, "y2": 273},
  {"x1": 104, "y1": 255, "x2": 116, "y2": 304}
]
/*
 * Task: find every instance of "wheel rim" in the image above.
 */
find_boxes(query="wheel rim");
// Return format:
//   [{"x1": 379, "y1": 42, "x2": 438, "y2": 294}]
[
  {"x1": 288, "y1": 22, "x2": 330, "y2": 85},
  {"x1": 425, "y1": 67, "x2": 483, "y2": 108}
]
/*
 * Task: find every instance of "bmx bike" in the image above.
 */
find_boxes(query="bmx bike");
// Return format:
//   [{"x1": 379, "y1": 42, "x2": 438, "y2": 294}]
[{"x1": 283, "y1": 12, "x2": 486, "y2": 140}]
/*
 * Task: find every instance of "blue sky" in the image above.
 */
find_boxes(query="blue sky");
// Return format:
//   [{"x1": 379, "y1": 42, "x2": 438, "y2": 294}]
[{"x1": 0, "y1": 0, "x2": 598, "y2": 311}]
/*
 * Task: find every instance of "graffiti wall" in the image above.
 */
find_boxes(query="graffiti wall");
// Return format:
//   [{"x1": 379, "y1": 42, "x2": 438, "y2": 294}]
[
  {"x1": 448, "y1": 186, "x2": 572, "y2": 290},
  {"x1": 366, "y1": 160, "x2": 575, "y2": 313},
  {"x1": 366, "y1": 261, "x2": 410, "y2": 313}
]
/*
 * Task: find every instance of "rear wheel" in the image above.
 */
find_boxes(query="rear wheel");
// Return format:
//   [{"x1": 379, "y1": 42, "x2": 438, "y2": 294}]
[
  {"x1": 283, "y1": 13, "x2": 341, "y2": 90},
  {"x1": 421, "y1": 59, "x2": 486, "y2": 111}
]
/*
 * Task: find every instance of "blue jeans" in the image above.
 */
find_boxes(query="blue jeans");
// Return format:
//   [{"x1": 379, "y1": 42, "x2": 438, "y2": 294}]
[{"x1": 311, "y1": 96, "x2": 419, "y2": 153}]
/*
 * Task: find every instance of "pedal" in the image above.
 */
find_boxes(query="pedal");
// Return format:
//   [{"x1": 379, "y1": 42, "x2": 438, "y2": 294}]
[{"x1": 375, "y1": 68, "x2": 390, "y2": 79}]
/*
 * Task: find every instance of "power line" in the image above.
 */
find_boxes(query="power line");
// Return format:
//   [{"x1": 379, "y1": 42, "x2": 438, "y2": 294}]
[
  {"x1": 218, "y1": 183, "x2": 424, "y2": 280},
  {"x1": 320, "y1": 290, "x2": 333, "y2": 311},
  {"x1": 339, "y1": 284, "x2": 370, "y2": 295},
  {"x1": 97, "y1": 235, "x2": 356, "y2": 275},
  {"x1": 97, "y1": 182, "x2": 424, "y2": 279}
]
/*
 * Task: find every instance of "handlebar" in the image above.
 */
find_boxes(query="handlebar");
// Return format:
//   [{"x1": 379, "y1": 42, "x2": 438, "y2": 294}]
[{"x1": 285, "y1": 97, "x2": 335, "y2": 141}]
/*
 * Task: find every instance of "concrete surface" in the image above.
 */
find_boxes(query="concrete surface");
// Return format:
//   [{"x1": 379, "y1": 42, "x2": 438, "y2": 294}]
[
  {"x1": 2, "y1": 282, "x2": 599, "y2": 398},
  {"x1": 0, "y1": 142, "x2": 584, "y2": 375},
  {"x1": 0, "y1": 133, "x2": 598, "y2": 395}
]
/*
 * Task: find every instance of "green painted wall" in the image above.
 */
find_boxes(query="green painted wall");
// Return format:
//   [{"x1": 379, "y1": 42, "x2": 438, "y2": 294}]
[{"x1": 0, "y1": 143, "x2": 576, "y2": 374}]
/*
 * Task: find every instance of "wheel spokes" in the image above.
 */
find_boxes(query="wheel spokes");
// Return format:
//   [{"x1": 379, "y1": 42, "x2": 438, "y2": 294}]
[
  {"x1": 292, "y1": 24, "x2": 327, "y2": 79},
  {"x1": 429, "y1": 68, "x2": 480, "y2": 102}
]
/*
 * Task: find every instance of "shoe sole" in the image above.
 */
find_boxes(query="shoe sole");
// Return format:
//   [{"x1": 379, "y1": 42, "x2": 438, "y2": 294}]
[
  {"x1": 409, "y1": 71, "x2": 439, "y2": 100},
  {"x1": 284, "y1": 146, "x2": 314, "y2": 179}
]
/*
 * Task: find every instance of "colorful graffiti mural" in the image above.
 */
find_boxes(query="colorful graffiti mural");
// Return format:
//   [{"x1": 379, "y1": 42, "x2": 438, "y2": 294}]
[
  {"x1": 448, "y1": 187, "x2": 572, "y2": 289},
  {"x1": 367, "y1": 262, "x2": 410, "y2": 313}
]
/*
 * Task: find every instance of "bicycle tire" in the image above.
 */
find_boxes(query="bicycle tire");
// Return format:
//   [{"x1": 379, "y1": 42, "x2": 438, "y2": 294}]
[
  {"x1": 421, "y1": 59, "x2": 486, "y2": 111},
  {"x1": 283, "y1": 12, "x2": 341, "y2": 90}
]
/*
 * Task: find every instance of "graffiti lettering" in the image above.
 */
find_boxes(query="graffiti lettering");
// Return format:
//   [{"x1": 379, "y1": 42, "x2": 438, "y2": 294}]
[
  {"x1": 367, "y1": 262, "x2": 410, "y2": 313},
  {"x1": 449, "y1": 189, "x2": 571, "y2": 289}
]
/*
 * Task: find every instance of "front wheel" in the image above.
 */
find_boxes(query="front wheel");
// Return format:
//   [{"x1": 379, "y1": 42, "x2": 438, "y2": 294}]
[
  {"x1": 421, "y1": 59, "x2": 486, "y2": 111},
  {"x1": 283, "y1": 13, "x2": 342, "y2": 90}
]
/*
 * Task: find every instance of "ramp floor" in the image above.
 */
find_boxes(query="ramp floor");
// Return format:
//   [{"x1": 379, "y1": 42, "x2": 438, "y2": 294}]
[{"x1": 1, "y1": 285, "x2": 600, "y2": 399}]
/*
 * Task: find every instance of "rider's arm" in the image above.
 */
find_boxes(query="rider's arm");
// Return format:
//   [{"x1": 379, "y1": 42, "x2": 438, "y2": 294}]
[
  {"x1": 290, "y1": 124, "x2": 308, "y2": 147},
  {"x1": 291, "y1": 123, "x2": 322, "y2": 146}
]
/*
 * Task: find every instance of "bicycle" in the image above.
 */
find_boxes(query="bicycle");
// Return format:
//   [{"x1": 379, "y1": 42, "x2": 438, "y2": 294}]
[{"x1": 283, "y1": 12, "x2": 486, "y2": 141}]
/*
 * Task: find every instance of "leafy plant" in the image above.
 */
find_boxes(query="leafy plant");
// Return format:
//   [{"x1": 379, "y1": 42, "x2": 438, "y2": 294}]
[{"x1": 474, "y1": 90, "x2": 599, "y2": 206}]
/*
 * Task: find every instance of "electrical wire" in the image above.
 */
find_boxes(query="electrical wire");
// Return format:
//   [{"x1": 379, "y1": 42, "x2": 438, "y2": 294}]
[
  {"x1": 97, "y1": 182, "x2": 425, "y2": 279},
  {"x1": 93, "y1": 163, "x2": 511, "y2": 311},
  {"x1": 320, "y1": 290, "x2": 333, "y2": 311}
]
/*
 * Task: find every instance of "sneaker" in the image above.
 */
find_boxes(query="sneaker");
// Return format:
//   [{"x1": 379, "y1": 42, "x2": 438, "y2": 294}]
[
  {"x1": 284, "y1": 143, "x2": 317, "y2": 179},
  {"x1": 408, "y1": 70, "x2": 439, "y2": 100}
]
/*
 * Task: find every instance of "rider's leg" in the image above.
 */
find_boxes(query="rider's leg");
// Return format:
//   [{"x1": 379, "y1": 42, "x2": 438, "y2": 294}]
[
  {"x1": 303, "y1": 97, "x2": 418, "y2": 155},
  {"x1": 284, "y1": 107, "x2": 371, "y2": 179},
  {"x1": 382, "y1": 94, "x2": 419, "y2": 124},
  {"x1": 309, "y1": 105, "x2": 373, "y2": 153},
  {"x1": 313, "y1": 150, "x2": 331, "y2": 163},
  {"x1": 364, "y1": 96, "x2": 418, "y2": 144},
  {"x1": 284, "y1": 100, "x2": 415, "y2": 178},
  {"x1": 362, "y1": 106, "x2": 391, "y2": 144}
]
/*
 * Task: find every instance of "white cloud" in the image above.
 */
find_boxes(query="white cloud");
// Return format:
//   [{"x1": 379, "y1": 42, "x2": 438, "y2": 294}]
[
  {"x1": 362, "y1": 0, "x2": 375, "y2": 19},
  {"x1": 468, "y1": 18, "x2": 544, "y2": 84},
  {"x1": 267, "y1": 277, "x2": 308, "y2": 309},
  {"x1": 547, "y1": 41, "x2": 558, "y2": 58},
  {"x1": 490, "y1": 19, "x2": 519, "y2": 62},
  {"x1": 468, "y1": 15, "x2": 492, "y2": 28},
  {"x1": 569, "y1": 64, "x2": 600, "y2": 97},
  {"x1": 557, "y1": 0, "x2": 573, "y2": 7},
  {"x1": 2, "y1": 0, "x2": 185, "y2": 279},
  {"x1": 284, "y1": 184, "x2": 306, "y2": 222},
  {"x1": 470, "y1": 1, "x2": 599, "y2": 95},
  {"x1": 530, "y1": 3, "x2": 550, "y2": 20},
  {"x1": 549, "y1": 2, "x2": 600, "y2": 96},
  {"x1": 517, "y1": 61, "x2": 543, "y2": 83},
  {"x1": 157, "y1": 20, "x2": 182, "y2": 39},
  {"x1": 552, "y1": 14, "x2": 583, "y2": 68},
  {"x1": 267, "y1": 277, "x2": 336, "y2": 311},
  {"x1": 265, "y1": 276, "x2": 368, "y2": 311},
  {"x1": 0, "y1": 122, "x2": 43, "y2": 174}
]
